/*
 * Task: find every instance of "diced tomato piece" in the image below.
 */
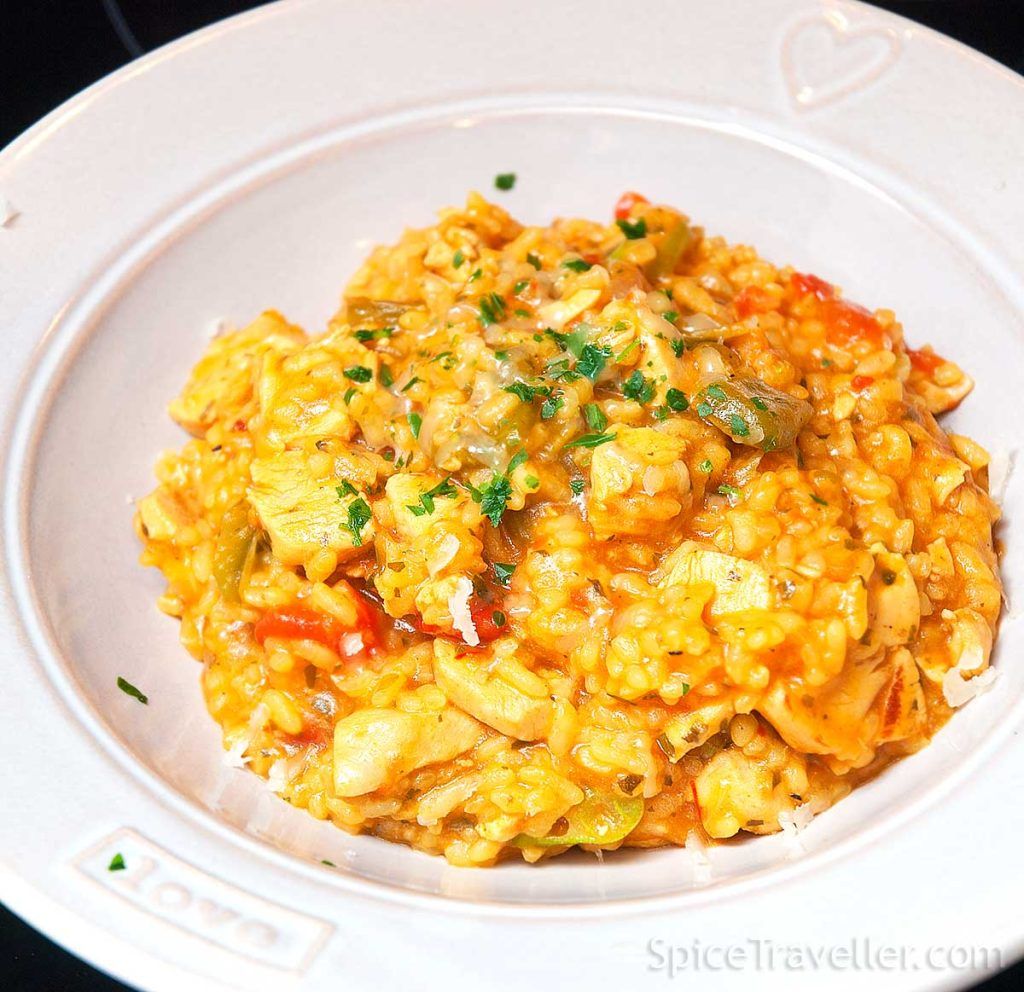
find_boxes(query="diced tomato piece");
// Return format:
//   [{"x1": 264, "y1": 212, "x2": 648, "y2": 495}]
[
  {"x1": 851, "y1": 374, "x2": 875, "y2": 391},
  {"x1": 820, "y1": 298, "x2": 884, "y2": 348},
  {"x1": 254, "y1": 606, "x2": 342, "y2": 649},
  {"x1": 790, "y1": 271, "x2": 834, "y2": 300},
  {"x1": 614, "y1": 191, "x2": 649, "y2": 221},
  {"x1": 907, "y1": 347, "x2": 945, "y2": 375},
  {"x1": 733, "y1": 285, "x2": 775, "y2": 319},
  {"x1": 470, "y1": 600, "x2": 508, "y2": 643}
]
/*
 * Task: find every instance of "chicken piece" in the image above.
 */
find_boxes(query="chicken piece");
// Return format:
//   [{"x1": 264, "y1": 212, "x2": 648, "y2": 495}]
[
  {"x1": 657, "y1": 541, "x2": 771, "y2": 616},
  {"x1": 332, "y1": 706, "x2": 483, "y2": 797},
  {"x1": 874, "y1": 647, "x2": 927, "y2": 744},
  {"x1": 373, "y1": 473, "x2": 485, "y2": 620},
  {"x1": 938, "y1": 607, "x2": 996, "y2": 707},
  {"x1": 247, "y1": 449, "x2": 373, "y2": 570},
  {"x1": 433, "y1": 639, "x2": 553, "y2": 741},
  {"x1": 588, "y1": 426, "x2": 690, "y2": 537},
  {"x1": 695, "y1": 740, "x2": 809, "y2": 839},
  {"x1": 135, "y1": 488, "x2": 192, "y2": 542},
  {"x1": 661, "y1": 699, "x2": 734, "y2": 759},
  {"x1": 864, "y1": 550, "x2": 920, "y2": 650},
  {"x1": 168, "y1": 311, "x2": 305, "y2": 435},
  {"x1": 255, "y1": 327, "x2": 374, "y2": 450}
]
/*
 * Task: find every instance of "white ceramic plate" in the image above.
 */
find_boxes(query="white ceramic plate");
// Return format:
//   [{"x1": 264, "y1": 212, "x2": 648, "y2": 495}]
[{"x1": 2, "y1": 1, "x2": 1022, "y2": 990}]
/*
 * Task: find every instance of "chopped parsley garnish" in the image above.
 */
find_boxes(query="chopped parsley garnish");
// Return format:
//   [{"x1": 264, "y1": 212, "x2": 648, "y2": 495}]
[
  {"x1": 751, "y1": 396, "x2": 769, "y2": 411},
  {"x1": 526, "y1": 252, "x2": 542, "y2": 270},
  {"x1": 717, "y1": 483, "x2": 740, "y2": 498},
  {"x1": 343, "y1": 365, "x2": 372, "y2": 383},
  {"x1": 407, "y1": 477, "x2": 457, "y2": 516},
  {"x1": 116, "y1": 677, "x2": 148, "y2": 705},
  {"x1": 662, "y1": 310, "x2": 678, "y2": 323},
  {"x1": 525, "y1": 474, "x2": 539, "y2": 489},
  {"x1": 616, "y1": 340, "x2": 639, "y2": 362},
  {"x1": 343, "y1": 387, "x2": 357, "y2": 405},
  {"x1": 728, "y1": 413, "x2": 750, "y2": 437},
  {"x1": 335, "y1": 481, "x2": 357, "y2": 499},
  {"x1": 407, "y1": 412, "x2": 423, "y2": 438},
  {"x1": 706, "y1": 384, "x2": 727, "y2": 401},
  {"x1": 665, "y1": 387, "x2": 689, "y2": 411},
  {"x1": 345, "y1": 498, "x2": 372, "y2": 545},
  {"x1": 513, "y1": 279, "x2": 529, "y2": 294},
  {"x1": 576, "y1": 343, "x2": 611, "y2": 381},
  {"x1": 652, "y1": 406, "x2": 669, "y2": 421},
  {"x1": 401, "y1": 376, "x2": 421, "y2": 392},
  {"x1": 569, "y1": 478, "x2": 585, "y2": 495},
  {"x1": 379, "y1": 365, "x2": 394, "y2": 387},
  {"x1": 583, "y1": 403, "x2": 607, "y2": 431},
  {"x1": 469, "y1": 268, "x2": 483, "y2": 282},
  {"x1": 494, "y1": 350, "x2": 509, "y2": 361},
  {"x1": 478, "y1": 293, "x2": 507, "y2": 327},
  {"x1": 810, "y1": 494, "x2": 829, "y2": 506},
  {"x1": 492, "y1": 610, "x2": 507, "y2": 628},
  {"x1": 453, "y1": 249, "x2": 465, "y2": 269},
  {"x1": 540, "y1": 392, "x2": 564, "y2": 419},
  {"x1": 355, "y1": 327, "x2": 394, "y2": 342},
  {"x1": 545, "y1": 357, "x2": 582, "y2": 382},
  {"x1": 562, "y1": 258, "x2": 592, "y2": 272},
  {"x1": 698, "y1": 458, "x2": 713, "y2": 473},
  {"x1": 616, "y1": 216, "x2": 647, "y2": 239},
  {"x1": 321, "y1": 859, "x2": 337, "y2": 867},
  {"x1": 493, "y1": 562, "x2": 516, "y2": 586},
  {"x1": 622, "y1": 370, "x2": 655, "y2": 404},
  {"x1": 494, "y1": 172, "x2": 516, "y2": 191},
  {"x1": 108, "y1": 853, "x2": 126, "y2": 872},
  {"x1": 479, "y1": 474, "x2": 513, "y2": 526},
  {"x1": 670, "y1": 339, "x2": 686, "y2": 358},
  {"x1": 505, "y1": 381, "x2": 543, "y2": 403},
  {"x1": 514, "y1": 308, "x2": 531, "y2": 318},
  {"x1": 564, "y1": 431, "x2": 616, "y2": 450},
  {"x1": 508, "y1": 449, "x2": 528, "y2": 473},
  {"x1": 696, "y1": 401, "x2": 713, "y2": 418}
]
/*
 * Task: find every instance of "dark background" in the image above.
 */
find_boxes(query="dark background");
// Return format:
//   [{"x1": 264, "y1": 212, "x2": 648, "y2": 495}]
[{"x1": 2, "y1": 1, "x2": 1022, "y2": 990}]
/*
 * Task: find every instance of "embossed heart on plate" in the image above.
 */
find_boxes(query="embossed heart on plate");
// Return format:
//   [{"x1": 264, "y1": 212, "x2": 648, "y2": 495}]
[{"x1": 782, "y1": 11, "x2": 901, "y2": 111}]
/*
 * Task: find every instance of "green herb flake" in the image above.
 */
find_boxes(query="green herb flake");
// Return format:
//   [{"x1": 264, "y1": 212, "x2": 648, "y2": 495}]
[
  {"x1": 728, "y1": 413, "x2": 751, "y2": 437},
  {"x1": 662, "y1": 310, "x2": 679, "y2": 324},
  {"x1": 526, "y1": 252, "x2": 542, "y2": 270},
  {"x1": 508, "y1": 449, "x2": 529, "y2": 474},
  {"x1": 469, "y1": 268, "x2": 483, "y2": 282},
  {"x1": 505, "y1": 381, "x2": 540, "y2": 403},
  {"x1": 345, "y1": 498, "x2": 372, "y2": 546},
  {"x1": 696, "y1": 401, "x2": 713, "y2": 418},
  {"x1": 343, "y1": 365, "x2": 373, "y2": 383},
  {"x1": 495, "y1": 172, "x2": 516, "y2": 191},
  {"x1": 562, "y1": 258, "x2": 592, "y2": 273},
  {"x1": 665, "y1": 388, "x2": 689, "y2": 411},
  {"x1": 540, "y1": 392, "x2": 564, "y2": 420},
  {"x1": 622, "y1": 370, "x2": 655, "y2": 404},
  {"x1": 335, "y1": 481, "x2": 357, "y2": 499},
  {"x1": 379, "y1": 365, "x2": 394, "y2": 388},
  {"x1": 453, "y1": 249, "x2": 465, "y2": 269},
  {"x1": 479, "y1": 474, "x2": 513, "y2": 526},
  {"x1": 514, "y1": 308, "x2": 531, "y2": 318},
  {"x1": 492, "y1": 610, "x2": 508, "y2": 628},
  {"x1": 616, "y1": 340, "x2": 640, "y2": 363},
  {"x1": 576, "y1": 343, "x2": 612, "y2": 381},
  {"x1": 652, "y1": 406, "x2": 669, "y2": 421},
  {"x1": 494, "y1": 350, "x2": 509, "y2": 361},
  {"x1": 478, "y1": 292, "x2": 507, "y2": 327},
  {"x1": 698, "y1": 458, "x2": 713, "y2": 473},
  {"x1": 564, "y1": 431, "x2": 617, "y2": 450},
  {"x1": 670, "y1": 339, "x2": 685, "y2": 358},
  {"x1": 401, "y1": 376, "x2": 422, "y2": 392},
  {"x1": 343, "y1": 387, "x2": 357, "y2": 405},
  {"x1": 616, "y1": 216, "x2": 647, "y2": 240},
  {"x1": 513, "y1": 280, "x2": 529, "y2": 294},
  {"x1": 525, "y1": 475, "x2": 540, "y2": 489},
  {"x1": 717, "y1": 483, "x2": 740, "y2": 498},
  {"x1": 810, "y1": 494, "x2": 829, "y2": 506},
  {"x1": 321, "y1": 859, "x2": 337, "y2": 867},
  {"x1": 583, "y1": 403, "x2": 608, "y2": 431},
  {"x1": 108, "y1": 853, "x2": 126, "y2": 872},
  {"x1": 116, "y1": 677, "x2": 148, "y2": 705},
  {"x1": 569, "y1": 478, "x2": 585, "y2": 495},
  {"x1": 407, "y1": 412, "x2": 423, "y2": 439},
  {"x1": 493, "y1": 562, "x2": 516, "y2": 586},
  {"x1": 706, "y1": 384, "x2": 727, "y2": 401}
]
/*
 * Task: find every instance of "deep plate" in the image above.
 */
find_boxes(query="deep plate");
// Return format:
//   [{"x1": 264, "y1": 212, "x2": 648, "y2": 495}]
[{"x1": 1, "y1": 2, "x2": 1022, "y2": 990}]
